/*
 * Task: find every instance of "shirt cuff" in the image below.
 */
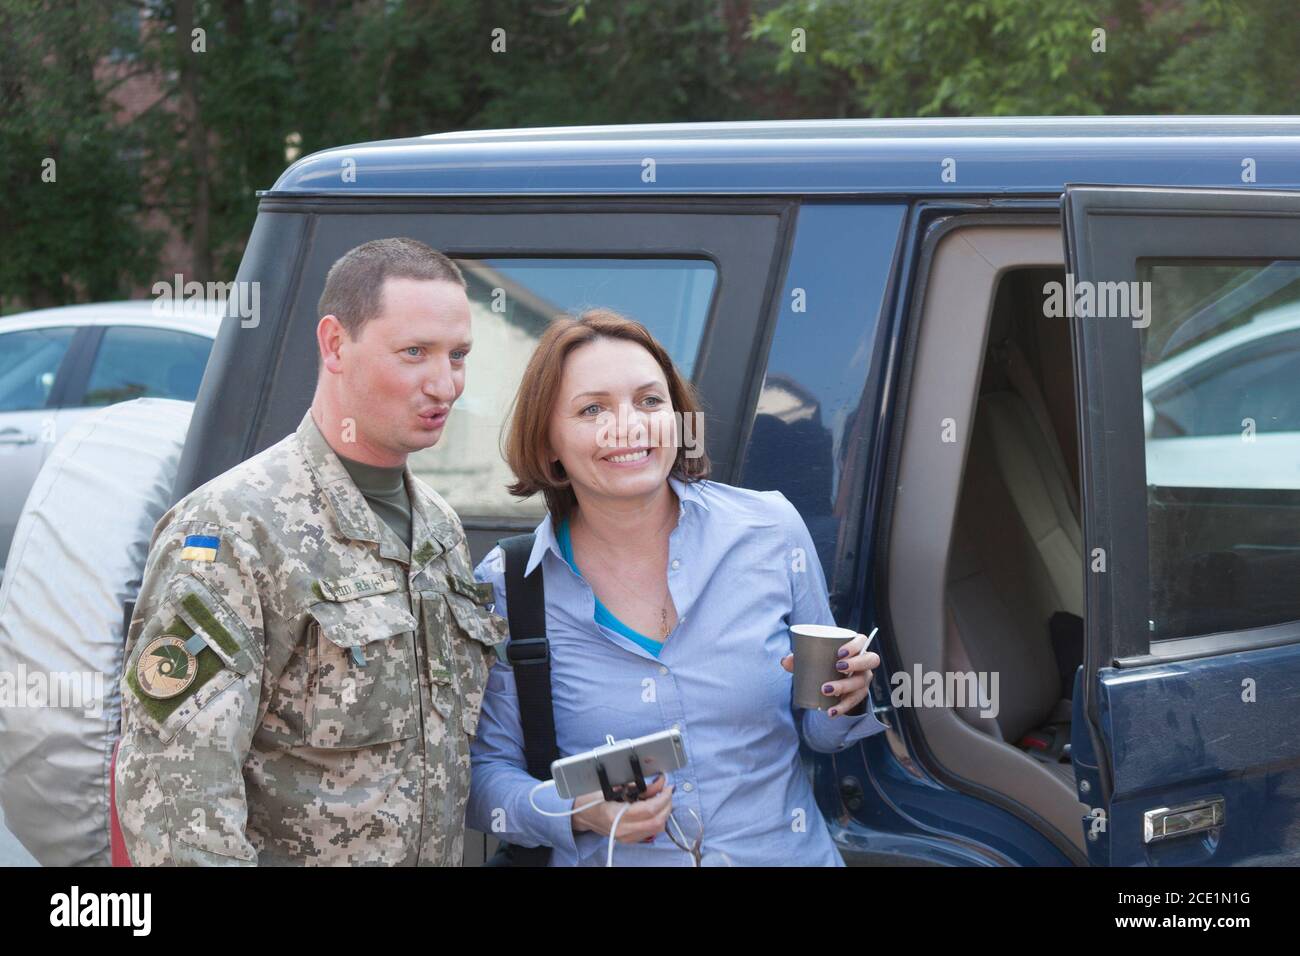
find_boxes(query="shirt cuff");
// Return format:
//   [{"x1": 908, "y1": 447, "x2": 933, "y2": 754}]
[
  {"x1": 527, "y1": 780, "x2": 580, "y2": 854},
  {"x1": 802, "y1": 704, "x2": 889, "y2": 751},
  {"x1": 837, "y1": 706, "x2": 889, "y2": 746}
]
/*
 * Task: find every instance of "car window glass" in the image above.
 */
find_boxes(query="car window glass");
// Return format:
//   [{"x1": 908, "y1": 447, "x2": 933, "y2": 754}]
[
  {"x1": 411, "y1": 258, "x2": 717, "y2": 519},
  {"x1": 1139, "y1": 259, "x2": 1300, "y2": 641},
  {"x1": 1149, "y1": 332, "x2": 1300, "y2": 437},
  {"x1": 0, "y1": 326, "x2": 77, "y2": 412},
  {"x1": 82, "y1": 327, "x2": 213, "y2": 407}
]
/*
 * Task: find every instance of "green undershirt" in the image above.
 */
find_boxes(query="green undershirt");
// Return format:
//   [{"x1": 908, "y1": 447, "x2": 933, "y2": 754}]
[{"x1": 336, "y1": 452, "x2": 413, "y2": 551}]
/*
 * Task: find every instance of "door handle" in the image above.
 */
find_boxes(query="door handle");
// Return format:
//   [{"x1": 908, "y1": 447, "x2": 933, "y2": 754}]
[
  {"x1": 1143, "y1": 796, "x2": 1225, "y2": 843},
  {"x1": 0, "y1": 429, "x2": 37, "y2": 446}
]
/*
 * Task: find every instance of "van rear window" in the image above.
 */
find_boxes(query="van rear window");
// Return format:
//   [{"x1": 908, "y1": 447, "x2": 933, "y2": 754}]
[{"x1": 412, "y1": 257, "x2": 717, "y2": 519}]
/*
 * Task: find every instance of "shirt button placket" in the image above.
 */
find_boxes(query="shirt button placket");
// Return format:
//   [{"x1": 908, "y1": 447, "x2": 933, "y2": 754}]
[{"x1": 657, "y1": 669, "x2": 692, "y2": 817}]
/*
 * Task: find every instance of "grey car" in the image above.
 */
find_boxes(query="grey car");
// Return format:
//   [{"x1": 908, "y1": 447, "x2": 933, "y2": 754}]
[{"x1": 0, "y1": 301, "x2": 220, "y2": 577}]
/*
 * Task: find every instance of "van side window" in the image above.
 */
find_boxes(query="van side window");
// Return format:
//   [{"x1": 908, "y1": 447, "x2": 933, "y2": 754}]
[
  {"x1": 1140, "y1": 260, "x2": 1300, "y2": 641},
  {"x1": 410, "y1": 258, "x2": 717, "y2": 519}
]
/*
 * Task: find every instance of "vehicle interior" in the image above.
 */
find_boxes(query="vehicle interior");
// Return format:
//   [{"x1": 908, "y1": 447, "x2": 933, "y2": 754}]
[{"x1": 885, "y1": 223, "x2": 1090, "y2": 855}]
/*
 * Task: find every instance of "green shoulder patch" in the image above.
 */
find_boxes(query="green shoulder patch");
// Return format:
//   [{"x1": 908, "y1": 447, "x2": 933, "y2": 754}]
[
  {"x1": 180, "y1": 592, "x2": 242, "y2": 657},
  {"x1": 126, "y1": 614, "x2": 225, "y2": 723}
]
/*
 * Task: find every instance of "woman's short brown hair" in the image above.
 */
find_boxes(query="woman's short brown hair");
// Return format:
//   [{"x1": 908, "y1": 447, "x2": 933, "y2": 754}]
[{"x1": 504, "y1": 308, "x2": 710, "y2": 520}]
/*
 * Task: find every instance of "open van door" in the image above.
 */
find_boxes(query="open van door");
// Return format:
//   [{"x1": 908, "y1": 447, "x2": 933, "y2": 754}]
[{"x1": 1063, "y1": 185, "x2": 1300, "y2": 866}]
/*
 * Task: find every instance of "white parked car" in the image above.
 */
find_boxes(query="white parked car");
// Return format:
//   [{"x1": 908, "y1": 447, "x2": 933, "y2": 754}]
[
  {"x1": 1143, "y1": 300, "x2": 1300, "y2": 490},
  {"x1": 0, "y1": 302, "x2": 221, "y2": 575}
]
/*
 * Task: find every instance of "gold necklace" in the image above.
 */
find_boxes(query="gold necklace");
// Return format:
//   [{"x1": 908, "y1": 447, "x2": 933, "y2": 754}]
[{"x1": 571, "y1": 507, "x2": 678, "y2": 639}]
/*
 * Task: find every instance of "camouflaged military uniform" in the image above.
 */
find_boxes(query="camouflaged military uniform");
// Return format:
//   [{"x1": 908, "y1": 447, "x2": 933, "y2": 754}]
[{"x1": 114, "y1": 410, "x2": 506, "y2": 866}]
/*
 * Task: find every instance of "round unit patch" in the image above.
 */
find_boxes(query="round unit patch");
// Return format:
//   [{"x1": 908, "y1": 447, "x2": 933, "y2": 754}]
[{"x1": 135, "y1": 635, "x2": 199, "y2": 699}]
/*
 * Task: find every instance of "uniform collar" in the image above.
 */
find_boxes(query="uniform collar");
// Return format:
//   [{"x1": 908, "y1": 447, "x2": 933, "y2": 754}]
[
  {"x1": 296, "y1": 410, "x2": 460, "y2": 571},
  {"x1": 523, "y1": 475, "x2": 710, "y2": 577}
]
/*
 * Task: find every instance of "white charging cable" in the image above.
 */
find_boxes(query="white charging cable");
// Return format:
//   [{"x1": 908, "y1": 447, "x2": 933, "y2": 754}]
[
  {"x1": 606, "y1": 802, "x2": 633, "y2": 867},
  {"x1": 528, "y1": 779, "x2": 644, "y2": 867}
]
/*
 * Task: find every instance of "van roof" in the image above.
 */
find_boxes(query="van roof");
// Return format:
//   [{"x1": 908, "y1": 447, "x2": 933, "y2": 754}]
[{"x1": 267, "y1": 116, "x2": 1300, "y2": 198}]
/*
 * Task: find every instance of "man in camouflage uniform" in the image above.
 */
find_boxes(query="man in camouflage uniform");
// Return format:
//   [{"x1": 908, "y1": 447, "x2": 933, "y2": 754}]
[{"x1": 115, "y1": 238, "x2": 506, "y2": 865}]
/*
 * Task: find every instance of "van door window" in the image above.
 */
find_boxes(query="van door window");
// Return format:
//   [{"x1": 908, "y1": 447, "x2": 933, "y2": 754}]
[
  {"x1": 1139, "y1": 259, "x2": 1300, "y2": 641},
  {"x1": 410, "y1": 258, "x2": 717, "y2": 519}
]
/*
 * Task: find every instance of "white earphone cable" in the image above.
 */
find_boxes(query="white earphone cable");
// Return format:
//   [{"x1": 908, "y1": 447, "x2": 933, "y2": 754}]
[{"x1": 527, "y1": 779, "x2": 632, "y2": 867}]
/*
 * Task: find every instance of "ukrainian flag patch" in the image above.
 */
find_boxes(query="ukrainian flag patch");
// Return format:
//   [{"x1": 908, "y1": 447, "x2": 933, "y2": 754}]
[{"x1": 180, "y1": 534, "x2": 220, "y2": 562}]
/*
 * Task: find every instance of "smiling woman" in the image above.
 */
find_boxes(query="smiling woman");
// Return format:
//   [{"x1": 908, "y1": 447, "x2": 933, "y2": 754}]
[
  {"x1": 464, "y1": 308, "x2": 886, "y2": 867},
  {"x1": 502, "y1": 308, "x2": 710, "y2": 520}
]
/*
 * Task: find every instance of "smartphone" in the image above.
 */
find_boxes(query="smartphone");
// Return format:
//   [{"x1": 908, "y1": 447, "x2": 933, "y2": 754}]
[{"x1": 551, "y1": 728, "x2": 687, "y2": 801}]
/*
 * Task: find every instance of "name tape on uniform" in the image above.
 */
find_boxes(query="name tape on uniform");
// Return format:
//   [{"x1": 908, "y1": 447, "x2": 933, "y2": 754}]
[{"x1": 314, "y1": 570, "x2": 399, "y2": 602}]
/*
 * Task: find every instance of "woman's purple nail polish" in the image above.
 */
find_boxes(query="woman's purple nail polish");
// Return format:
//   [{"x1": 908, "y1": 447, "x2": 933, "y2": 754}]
[
  {"x1": 837, "y1": 649, "x2": 849, "y2": 659},
  {"x1": 836, "y1": 661, "x2": 849, "y2": 671},
  {"x1": 822, "y1": 683, "x2": 834, "y2": 694},
  {"x1": 829, "y1": 708, "x2": 838, "y2": 717}
]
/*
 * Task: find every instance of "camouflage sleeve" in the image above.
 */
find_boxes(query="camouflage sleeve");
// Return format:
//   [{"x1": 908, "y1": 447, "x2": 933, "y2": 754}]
[{"x1": 114, "y1": 517, "x2": 268, "y2": 866}]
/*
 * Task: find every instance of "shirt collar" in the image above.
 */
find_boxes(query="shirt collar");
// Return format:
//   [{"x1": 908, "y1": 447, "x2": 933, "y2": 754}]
[
  {"x1": 669, "y1": 474, "x2": 710, "y2": 514},
  {"x1": 524, "y1": 511, "x2": 560, "y2": 577},
  {"x1": 298, "y1": 410, "x2": 381, "y2": 547},
  {"x1": 522, "y1": 476, "x2": 710, "y2": 577},
  {"x1": 296, "y1": 409, "x2": 459, "y2": 569}
]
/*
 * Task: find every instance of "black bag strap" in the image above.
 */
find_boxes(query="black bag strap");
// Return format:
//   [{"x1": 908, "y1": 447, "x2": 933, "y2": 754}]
[{"x1": 498, "y1": 534, "x2": 558, "y2": 782}]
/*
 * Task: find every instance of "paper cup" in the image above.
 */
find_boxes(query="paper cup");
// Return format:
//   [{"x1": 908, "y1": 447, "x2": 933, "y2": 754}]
[{"x1": 790, "y1": 624, "x2": 858, "y2": 711}]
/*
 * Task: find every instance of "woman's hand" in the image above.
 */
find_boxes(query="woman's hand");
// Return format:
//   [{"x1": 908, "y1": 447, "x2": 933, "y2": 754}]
[
  {"x1": 571, "y1": 774, "x2": 675, "y2": 841},
  {"x1": 781, "y1": 631, "x2": 881, "y2": 717}
]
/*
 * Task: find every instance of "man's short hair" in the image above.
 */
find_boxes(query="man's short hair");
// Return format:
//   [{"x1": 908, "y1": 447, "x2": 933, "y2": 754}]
[{"x1": 317, "y1": 237, "x2": 465, "y2": 340}]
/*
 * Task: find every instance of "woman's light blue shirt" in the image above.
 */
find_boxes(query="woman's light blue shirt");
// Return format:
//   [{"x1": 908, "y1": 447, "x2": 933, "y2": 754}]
[
  {"x1": 466, "y1": 476, "x2": 888, "y2": 866},
  {"x1": 555, "y1": 514, "x2": 665, "y2": 658}
]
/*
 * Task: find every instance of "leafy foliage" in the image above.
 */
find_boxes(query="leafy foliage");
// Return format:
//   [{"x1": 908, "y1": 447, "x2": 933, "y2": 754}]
[{"x1": 1, "y1": 0, "x2": 1297, "y2": 309}]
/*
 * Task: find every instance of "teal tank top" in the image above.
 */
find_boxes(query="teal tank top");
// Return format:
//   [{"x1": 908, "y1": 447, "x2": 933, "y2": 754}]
[{"x1": 557, "y1": 516, "x2": 664, "y2": 658}]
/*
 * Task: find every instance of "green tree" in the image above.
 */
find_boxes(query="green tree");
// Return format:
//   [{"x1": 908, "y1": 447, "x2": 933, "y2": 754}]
[
  {"x1": 9, "y1": 0, "x2": 1298, "y2": 312},
  {"x1": 750, "y1": 0, "x2": 1300, "y2": 118},
  {"x1": 131, "y1": 0, "x2": 765, "y2": 281},
  {"x1": 0, "y1": 0, "x2": 160, "y2": 310},
  {"x1": 751, "y1": 0, "x2": 1155, "y2": 117},
  {"x1": 1133, "y1": 0, "x2": 1300, "y2": 114}
]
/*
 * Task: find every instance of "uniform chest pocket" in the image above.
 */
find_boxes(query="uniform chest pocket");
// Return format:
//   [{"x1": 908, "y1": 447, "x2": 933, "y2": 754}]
[
  {"x1": 306, "y1": 595, "x2": 420, "y2": 749},
  {"x1": 429, "y1": 590, "x2": 507, "y2": 738}
]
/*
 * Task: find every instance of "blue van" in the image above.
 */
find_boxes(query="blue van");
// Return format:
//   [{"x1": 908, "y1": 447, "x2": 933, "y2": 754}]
[{"x1": 179, "y1": 117, "x2": 1300, "y2": 867}]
